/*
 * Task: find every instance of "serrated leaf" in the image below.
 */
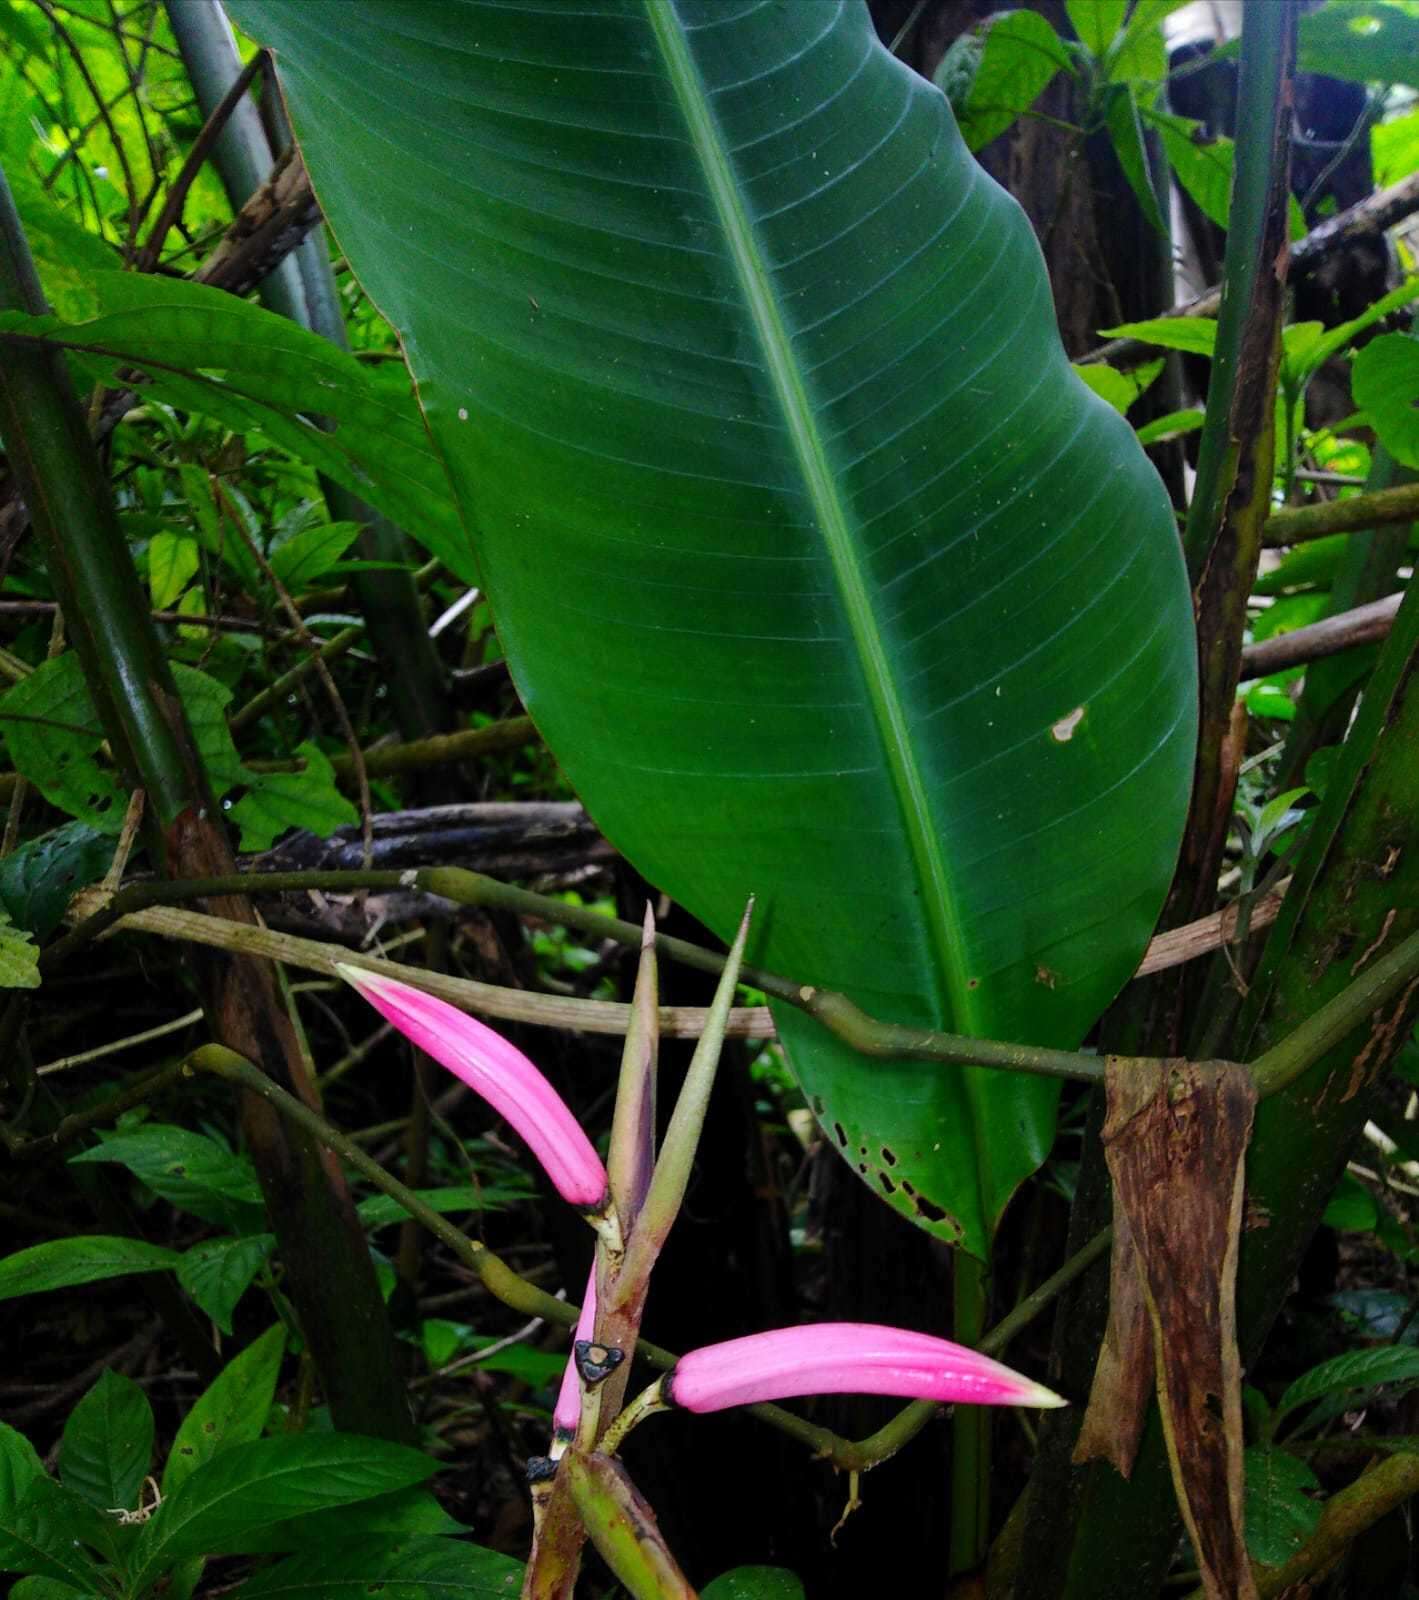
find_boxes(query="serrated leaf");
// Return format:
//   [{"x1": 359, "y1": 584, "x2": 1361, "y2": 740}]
[
  {"x1": 229, "y1": 742, "x2": 357, "y2": 852},
  {"x1": 148, "y1": 532, "x2": 200, "y2": 611},
  {"x1": 70, "y1": 1125, "x2": 265, "y2": 1232},
  {"x1": 164, "y1": 1325, "x2": 286, "y2": 1497},
  {"x1": 177, "y1": 1236, "x2": 275, "y2": 1335},
  {"x1": 0, "y1": 274, "x2": 469, "y2": 580},
  {"x1": 0, "y1": 822, "x2": 116, "y2": 939},
  {"x1": 0, "y1": 1237, "x2": 179, "y2": 1302},
  {"x1": 1354, "y1": 333, "x2": 1419, "y2": 468},
  {"x1": 132, "y1": 1436, "x2": 437, "y2": 1583},
  {"x1": 702, "y1": 1568, "x2": 805, "y2": 1600},
  {"x1": 231, "y1": 1534, "x2": 522, "y2": 1599},
  {"x1": 1276, "y1": 1346, "x2": 1419, "y2": 1429},
  {"x1": 0, "y1": 656, "x2": 126, "y2": 833},
  {"x1": 269, "y1": 521, "x2": 364, "y2": 590},
  {"x1": 234, "y1": 0, "x2": 1198, "y2": 1259},
  {"x1": 0, "y1": 912, "x2": 40, "y2": 991},
  {"x1": 59, "y1": 1371, "x2": 154, "y2": 1515},
  {"x1": 1243, "y1": 1447, "x2": 1320, "y2": 1567}
]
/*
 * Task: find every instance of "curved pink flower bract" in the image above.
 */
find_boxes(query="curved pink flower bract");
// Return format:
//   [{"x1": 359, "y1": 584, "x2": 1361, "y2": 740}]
[
  {"x1": 554, "y1": 1265, "x2": 598, "y2": 1440},
  {"x1": 336, "y1": 964, "x2": 608, "y2": 1210},
  {"x1": 665, "y1": 1323, "x2": 1066, "y2": 1413}
]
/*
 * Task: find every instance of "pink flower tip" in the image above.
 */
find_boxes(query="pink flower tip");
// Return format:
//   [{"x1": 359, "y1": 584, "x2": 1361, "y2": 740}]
[
  {"x1": 553, "y1": 1266, "x2": 598, "y2": 1442},
  {"x1": 335, "y1": 964, "x2": 608, "y2": 1210},
  {"x1": 663, "y1": 1323, "x2": 1066, "y2": 1413}
]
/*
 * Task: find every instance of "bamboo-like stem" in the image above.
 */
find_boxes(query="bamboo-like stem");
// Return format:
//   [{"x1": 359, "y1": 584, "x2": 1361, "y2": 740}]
[
  {"x1": 1250, "y1": 928, "x2": 1419, "y2": 1099},
  {"x1": 0, "y1": 157, "x2": 412, "y2": 1444},
  {"x1": 1182, "y1": 1, "x2": 1294, "y2": 580},
  {"x1": 1239, "y1": 593, "x2": 1400, "y2": 681}
]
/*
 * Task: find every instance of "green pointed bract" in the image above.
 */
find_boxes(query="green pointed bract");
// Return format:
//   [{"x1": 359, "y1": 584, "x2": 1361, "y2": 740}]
[{"x1": 233, "y1": 0, "x2": 1197, "y2": 1256}]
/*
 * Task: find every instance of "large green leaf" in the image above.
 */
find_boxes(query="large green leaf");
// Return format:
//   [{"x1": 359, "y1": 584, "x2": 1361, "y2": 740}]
[{"x1": 236, "y1": 0, "x2": 1196, "y2": 1254}]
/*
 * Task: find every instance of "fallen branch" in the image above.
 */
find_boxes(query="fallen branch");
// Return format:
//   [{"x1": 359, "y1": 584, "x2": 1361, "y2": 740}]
[{"x1": 1240, "y1": 593, "x2": 1401, "y2": 680}]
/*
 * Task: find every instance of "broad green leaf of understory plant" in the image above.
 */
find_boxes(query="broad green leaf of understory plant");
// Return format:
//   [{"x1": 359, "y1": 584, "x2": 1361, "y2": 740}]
[
  {"x1": 1242, "y1": 1447, "x2": 1320, "y2": 1567},
  {"x1": 1274, "y1": 1345, "x2": 1419, "y2": 1434},
  {"x1": 237, "y1": 0, "x2": 1198, "y2": 1256},
  {"x1": 164, "y1": 1324, "x2": 286, "y2": 1496},
  {"x1": 231, "y1": 1534, "x2": 523, "y2": 1599},
  {"x1": 58, "y1": 1370, "x2": 153, "y2": 1516},
  {"x1": 0, "y1": 1236, "x2": 180, "y2": 1301},
  {"x1": 130, "y1": 1435, "x2": 437, "y2": 1586}
]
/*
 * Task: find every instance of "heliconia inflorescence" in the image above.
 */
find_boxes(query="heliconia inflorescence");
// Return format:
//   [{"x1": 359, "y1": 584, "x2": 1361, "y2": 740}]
[
  {"x1": 335, "y1": 964, "x2": 609, "y2": 1211},
  {"x1": 553, "y1": 1265, "x2": 598, "y2": 1448},
  {"x1": 664, "y1": 1323, "x2": 1066, "y2": 1413}
]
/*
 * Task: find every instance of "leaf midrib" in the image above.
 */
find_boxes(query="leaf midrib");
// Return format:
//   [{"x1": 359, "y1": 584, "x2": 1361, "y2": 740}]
[{"x1": 647, "y1": 0, "x2": 978, "y2": 1032}]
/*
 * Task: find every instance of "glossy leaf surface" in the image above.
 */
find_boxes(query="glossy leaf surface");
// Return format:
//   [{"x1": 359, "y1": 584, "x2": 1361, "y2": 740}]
[{"x1": 236, "y1": 0, "x2": 1196, "y2": 1254}]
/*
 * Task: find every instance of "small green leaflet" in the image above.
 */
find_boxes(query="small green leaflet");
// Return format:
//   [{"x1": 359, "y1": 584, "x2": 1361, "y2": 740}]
[
  {"x1": 58, "y1": 1370, "x2": 154, "y2": 1515},
  {"x1": 0, "y1": 911, "x2": 39, "y2": 990},
  {"x1": 176, "y1": 1236, "x2": 276, "y2": 1334},
  {"x1": 1243, "y1": 1447, "x2": 1320, "y2": 1567},
  {"x1": 1072, "y1": 358, "x2": 1163, "y2": 416},
  {"x1": 943, "y1": 9, "x2": 1072, "y2": 153},
  {"x1": 0, "y1": 654, "x2": 355, "y2": 848}
]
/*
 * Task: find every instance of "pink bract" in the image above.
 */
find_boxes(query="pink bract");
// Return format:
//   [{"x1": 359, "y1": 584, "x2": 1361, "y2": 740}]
[
  {"x1": 554, "y1": 1265, "x2": 598, "y2": 1439},
  {"x1": 665, "y1": 1322, "x2": 1066, "y2": 1412},
  {"x1": 336, "y1": 965, "x2": 608, "y2": 1209}
]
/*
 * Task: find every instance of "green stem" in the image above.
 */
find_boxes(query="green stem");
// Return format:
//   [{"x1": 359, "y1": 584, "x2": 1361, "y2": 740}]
[
  {"x1": 1262, "y1": 476, "x2": 1419, "y2": 546},
  {"x1": 1250, "y1": 928, "x2": 1419, "y2": 1099},
  {"x1": 1182, "y1": 0, "x2": 1294, "y2": 578},
  {"x1": 950, "y1": 1252, "x2": 991, "y2": 1574}
]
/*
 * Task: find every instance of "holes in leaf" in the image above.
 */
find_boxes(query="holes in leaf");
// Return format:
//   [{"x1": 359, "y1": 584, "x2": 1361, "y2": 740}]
[
  {"x1": 877, "y1": 1171, "x2": 897, "y2": 1196},
  {"x1": 832, "y1": 1121, "x2": 847, "y2": 1147},
  {"x1": 880, "y1": 1146, "x2": 897, "y2": 1167}
]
